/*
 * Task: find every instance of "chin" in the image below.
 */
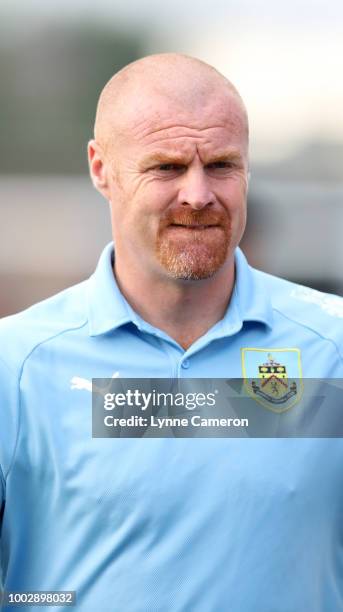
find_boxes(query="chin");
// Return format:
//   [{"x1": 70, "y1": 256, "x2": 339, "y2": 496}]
[
  {"x1": 157, "y1": 244, "x2": 230, "y2": 281},
  {"x1": 167, "y1": 269, "x2": 221, "y2": 281}
]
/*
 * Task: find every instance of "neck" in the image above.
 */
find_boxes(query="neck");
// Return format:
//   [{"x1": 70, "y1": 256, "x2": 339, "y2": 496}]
[{"x1": 113, "y1": 253, "x2": 236, "y2": 350}]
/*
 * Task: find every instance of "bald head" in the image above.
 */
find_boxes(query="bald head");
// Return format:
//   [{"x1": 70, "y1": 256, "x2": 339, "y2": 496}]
[{"x1": 94, "y1": 53, "x2": 249, "y2": 153}]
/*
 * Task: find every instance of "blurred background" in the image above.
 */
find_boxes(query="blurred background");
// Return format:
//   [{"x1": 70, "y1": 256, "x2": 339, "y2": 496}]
[{"x1": 1, "y1": 0, "x2": 342, "y2": 317}]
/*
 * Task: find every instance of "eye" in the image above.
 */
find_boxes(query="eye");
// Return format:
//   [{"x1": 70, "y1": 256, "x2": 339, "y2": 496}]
[
  {"x1": 206, "y1": 161, "x2": 234, "y2": 170},
  {"x1": 157, "y1": 164, "x2": 184, "y2": 171},
  {"x1": 149, "y1": 163, "x2": 186, "y2": 177}
]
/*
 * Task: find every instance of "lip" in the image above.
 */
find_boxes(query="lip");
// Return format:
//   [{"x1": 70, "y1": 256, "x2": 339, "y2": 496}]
[{"x1": 168, "y1": 224, "x2": 220, "y2": 229}]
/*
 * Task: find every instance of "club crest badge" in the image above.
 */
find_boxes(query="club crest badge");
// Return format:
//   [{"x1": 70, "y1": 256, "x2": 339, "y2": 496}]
[{"x1": 241, "y1": 348, "x2": 303, "y2": 412}]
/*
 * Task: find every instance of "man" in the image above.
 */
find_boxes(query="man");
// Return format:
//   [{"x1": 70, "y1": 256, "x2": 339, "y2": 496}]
[{"x1": 1, "y1": 53, "x2": 343, "y2": 611}]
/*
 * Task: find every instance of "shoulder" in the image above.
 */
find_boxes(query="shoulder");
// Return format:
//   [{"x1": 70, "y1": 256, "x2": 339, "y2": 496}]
[
  {"x1": 0, "y1": 280, "x2": 89, "y2": 375},
  {"x1": 257, "y1": 269, "x2": 343, "y2": 352}
]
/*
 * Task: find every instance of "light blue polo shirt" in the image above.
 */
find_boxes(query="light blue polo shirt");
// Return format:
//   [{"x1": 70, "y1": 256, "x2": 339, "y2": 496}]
[{"x1": 1, "y1": 243, "x2": 343, "y2": 612}]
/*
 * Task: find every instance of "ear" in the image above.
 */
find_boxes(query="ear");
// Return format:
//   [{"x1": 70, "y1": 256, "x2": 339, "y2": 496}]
[{"x1": 87, "y1": 139, "x2": 111, "y2": 200}]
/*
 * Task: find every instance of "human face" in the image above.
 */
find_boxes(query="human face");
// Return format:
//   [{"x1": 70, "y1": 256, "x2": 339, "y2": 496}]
[{"x1": 103, "y1": 93, "x2": 248, "y2": 281}]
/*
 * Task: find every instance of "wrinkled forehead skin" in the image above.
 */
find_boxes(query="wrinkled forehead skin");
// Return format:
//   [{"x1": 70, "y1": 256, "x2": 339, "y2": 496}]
[{"x1": 94, "y1": 53, "x2": 249, "y2": 159}]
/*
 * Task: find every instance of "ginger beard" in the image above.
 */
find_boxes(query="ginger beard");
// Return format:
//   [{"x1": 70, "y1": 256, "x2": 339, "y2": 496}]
[{"x1": 155, "y1": 209, "x2": 232, "y2": 280}]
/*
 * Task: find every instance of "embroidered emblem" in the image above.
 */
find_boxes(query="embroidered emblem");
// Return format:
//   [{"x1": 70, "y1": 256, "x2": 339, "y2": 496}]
[{"x1": 241, "y1": 348, "x2": 303, "y2": 412}]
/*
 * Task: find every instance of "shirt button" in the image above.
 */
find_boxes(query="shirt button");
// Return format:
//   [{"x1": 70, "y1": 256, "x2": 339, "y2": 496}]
[{"x1": 181, "y1": 359, "x2": 190, "y2": 369}]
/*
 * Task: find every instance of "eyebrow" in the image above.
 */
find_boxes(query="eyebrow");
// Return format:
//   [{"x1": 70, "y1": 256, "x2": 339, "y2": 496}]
[
  {"x1": 205, "y1": 151, "x2": 243, "y2": 164},
  {"x1": 140, "y1": 149, "x2": 243, "y2": 167},
  {"x1": 141, "y1": 152, "x2": 188, "y2": 166}
]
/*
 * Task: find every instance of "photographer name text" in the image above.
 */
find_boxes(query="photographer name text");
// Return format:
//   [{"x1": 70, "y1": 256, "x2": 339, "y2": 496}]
[{"x1": 103, "y1": 415, "x2": 248, "y2": 429}]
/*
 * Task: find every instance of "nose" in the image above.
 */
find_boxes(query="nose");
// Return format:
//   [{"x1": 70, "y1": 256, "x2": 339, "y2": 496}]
[{"x1": 177, "y1": 166, "x2": 215, "y2": 210}]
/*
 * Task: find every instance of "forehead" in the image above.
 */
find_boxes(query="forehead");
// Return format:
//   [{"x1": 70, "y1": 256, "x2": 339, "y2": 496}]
[{"x1": 117, "y1": 92, "x2": 248, "y2": 159}]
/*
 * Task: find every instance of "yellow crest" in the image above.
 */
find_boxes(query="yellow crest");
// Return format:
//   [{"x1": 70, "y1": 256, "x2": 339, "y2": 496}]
[{"x1": 241, "y1": 348, "x2": 303, "y2": 412}]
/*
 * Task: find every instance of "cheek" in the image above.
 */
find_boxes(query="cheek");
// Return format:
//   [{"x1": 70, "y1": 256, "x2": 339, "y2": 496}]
[
  {"x1": 140, "y1": 182, "x2": 174, "y2": 213},
  {"x1": 221, "y1": 181, "x2": 247, "y2": 214},
  {"x1": 221, "y1": 182, "x2": 247, "y2": 240}
]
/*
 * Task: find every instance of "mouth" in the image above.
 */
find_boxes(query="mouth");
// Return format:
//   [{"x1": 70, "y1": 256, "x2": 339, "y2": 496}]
[{"x1": 168, "y1": 224, "x2": 220, "y2": 230}]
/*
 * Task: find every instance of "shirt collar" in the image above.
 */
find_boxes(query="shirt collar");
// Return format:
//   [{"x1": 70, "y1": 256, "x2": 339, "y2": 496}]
[
  {"x1": 232, "y1": 246, "x2": 273, "y2": 330},
  {"x1": 87, "y1": 242, "x2": 273, "y2": 337},
  {"x1": 87, "y1": 242, "x2": 132, "y2": 336}
]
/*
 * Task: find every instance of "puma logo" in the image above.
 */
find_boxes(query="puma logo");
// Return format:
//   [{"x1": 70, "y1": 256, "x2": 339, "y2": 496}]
[{"x1": 70, "y1": 371, "x2": 119, "y2": 394}]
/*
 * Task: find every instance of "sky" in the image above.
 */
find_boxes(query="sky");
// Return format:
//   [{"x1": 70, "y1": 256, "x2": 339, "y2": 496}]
[{"x1": 2, "y1": 0, "x2": 342, "y2": 162}]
